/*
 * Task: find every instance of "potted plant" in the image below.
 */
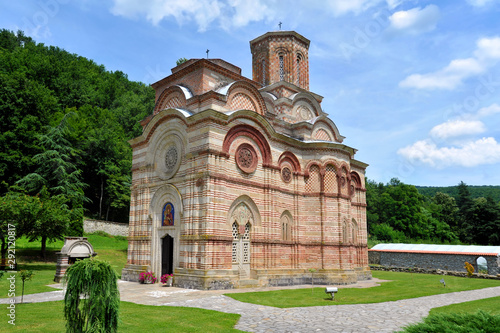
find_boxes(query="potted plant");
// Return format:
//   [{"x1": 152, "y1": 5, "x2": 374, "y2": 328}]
[
  {"x1": 139, "y1": 271, "x2": 157, "y2": 284},
  {"x1": 161, "y1": 274, "x2": 173, "y2": 287}
]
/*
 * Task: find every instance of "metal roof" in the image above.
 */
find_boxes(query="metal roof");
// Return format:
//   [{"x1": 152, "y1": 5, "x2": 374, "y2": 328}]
[{"x1": 370, "y1": 243, "x2": 500, "y2": 256}]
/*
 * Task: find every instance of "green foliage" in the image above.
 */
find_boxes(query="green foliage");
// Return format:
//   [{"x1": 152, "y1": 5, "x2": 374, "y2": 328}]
[
  {"x1": 400, "y1": 310, "x2": 500, "y2": 333},
  {"x1": 0, "y1": 29, "x2": 155, "y2": 222},
  {"x1": 176, "y1": 57, "x2": 188, "y2": 66},
  {"x1": 430, "y1": 296, "x2": 500, "y2": 316},
  {"x1": 367, "y1": 178, "x2": 457, "y2": 244},
  {"x1": 416, "y1": 184, "x2": 500, "y2": 203},
  {"x1": 0, "y1": 301, "x2": 243, "y2": 332},
  {"x1": 19, "y1": 269, "x2": 34, "y2": 303},
  {"x1": 64, "y1": 258, "x2": 120, "y2": 333}
]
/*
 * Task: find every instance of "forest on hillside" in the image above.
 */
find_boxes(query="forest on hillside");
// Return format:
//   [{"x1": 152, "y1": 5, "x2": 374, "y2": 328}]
[
  {"x1": 1, "y1": 30, "x2": 499, "y2": 260},
  {"x1": 0, "y1": 29, "x2": 155, "y2": 224},
  {"x1": 416, "y1": 185, "x2": 500, "y2": 203},
  {"x1": 367, "y1": 179, "x2": 500, "y2": 246}
]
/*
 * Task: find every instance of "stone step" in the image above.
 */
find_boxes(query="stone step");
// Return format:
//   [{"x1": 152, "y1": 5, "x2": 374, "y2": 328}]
[{"x1": 238, "y1": 279, "x2": 260, "y2": 288}]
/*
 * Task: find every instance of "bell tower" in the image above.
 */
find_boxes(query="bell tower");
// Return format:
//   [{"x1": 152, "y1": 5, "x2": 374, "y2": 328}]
[{"x1": 250, "y1": 31, "x2": 310, "y2": 90}]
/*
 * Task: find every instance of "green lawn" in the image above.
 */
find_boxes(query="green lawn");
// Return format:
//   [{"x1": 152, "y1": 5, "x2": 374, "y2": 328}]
[
  {"x1": 430, "y1": 296, "x2": 500, "y2": 316},
  {"x1": 0, "y1": 233, "x2": 128, "y2": 296},
  {"x1": 225, "y1": 271, "x2": 500, "y2": 308},
  {"x1": 0, "y1": 301, "x2": 244, "y2": 332}
]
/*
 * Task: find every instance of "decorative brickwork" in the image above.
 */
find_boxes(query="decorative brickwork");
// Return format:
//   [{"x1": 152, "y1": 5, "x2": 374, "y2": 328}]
[{"x1": 122, "y1": 30, "x2": 370, "y2": 289}]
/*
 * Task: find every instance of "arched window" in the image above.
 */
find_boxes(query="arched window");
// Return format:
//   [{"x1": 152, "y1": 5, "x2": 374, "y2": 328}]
[
  {"x1": 261, "y1": 59, "x2": 266, "y2": 85},
  {"x1": 281, "y1": 215, "x2": 290, "y2": 240},
  {"x1": 279, "y1": 54, "x2": 284, "y2": 81},
  {"x1": 296, "y1": 54, "x2": 301, "y2": 85}
]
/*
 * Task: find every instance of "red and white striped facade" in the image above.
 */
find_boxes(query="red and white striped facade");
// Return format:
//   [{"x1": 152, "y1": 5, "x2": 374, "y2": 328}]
[{"x1": 121, "y1": 31, "x2": 371, "y2": 289}]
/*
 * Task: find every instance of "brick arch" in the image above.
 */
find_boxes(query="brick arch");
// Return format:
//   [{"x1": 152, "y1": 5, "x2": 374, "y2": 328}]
[
  {"x1": 350, "y1": 171, "x2": 363, "y2": 189},
  {"x1": 292, "y1": 93, "x2": 321, "y2": 117},
  {"x1": 305, "y1": 164, "x2": 321, "y2": 193},
  {"x1": 154, "y1": 85, "x2": 190, "y2": 114},
  {"x1": 314, "y1": 129, "x2": 332, "y2": 141},
  {"x1": 226, "y1": 81, "x2": 267, "y2": 115},
  {"x1": 222, "y1": 124, "x2": 272, "y2": 166},
  {"x1": 303, "y1": 161, "x2": 323, "y2": 178},
  {"x1": 278, "y1": 151, "x2": 301, "y2": 173},
  {"x1": 310, "y1": 117, "x2": 343, "y2": 143},
  {"x1": 339, "y1": 165, "x2": 351, "y2": 196},
  {"x1": 227, "y1": 195, "x2": 262, "y2": 227},
  {"x1": 324, "y1": 163, "x2": 338, "y2": 194}
]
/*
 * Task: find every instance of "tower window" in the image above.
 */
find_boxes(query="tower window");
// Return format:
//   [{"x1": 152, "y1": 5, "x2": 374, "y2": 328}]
[
  {"x1": 296, "y1": 54, "x2": 301, "y2": 85},
  {"x1": 279, "y1": 55, "x2": 284, "y2": 81},
  {"x1": 261, "y1": 59, "x2": 266, "y2": 85}
]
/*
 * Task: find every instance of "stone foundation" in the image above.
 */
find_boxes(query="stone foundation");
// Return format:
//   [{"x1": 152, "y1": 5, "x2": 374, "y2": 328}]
[
  {"x1": 133, "y1": 267, "x2": 373, "y2": 290},
  {"x1": 121, "y1": 264, "x2": 149, "y2": 282}
]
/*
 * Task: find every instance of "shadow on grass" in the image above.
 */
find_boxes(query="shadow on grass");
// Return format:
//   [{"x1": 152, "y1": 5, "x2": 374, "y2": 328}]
[{"x1": 17, "y1": 263, "x2": 57, "y2": 271}]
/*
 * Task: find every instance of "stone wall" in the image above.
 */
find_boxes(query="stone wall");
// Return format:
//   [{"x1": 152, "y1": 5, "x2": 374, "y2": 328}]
[
  {"x1": 369, "y1": 250, "x2": 500, "y2": 276},
  {"x1": 83, "y1": 219, "x2": 129, "y2": 237},
  {"x1": 370, "y1": 265, "x2": 500, "y2": 280}
]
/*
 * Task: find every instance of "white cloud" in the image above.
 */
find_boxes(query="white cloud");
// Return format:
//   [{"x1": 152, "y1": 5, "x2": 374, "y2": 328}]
[
  {"x1": 476, "y1": 103, "x2": 500, "y2": 118},
  {"x1": 429, "y1": 120, "x2": 486, "y2": 139},
  {"x1": 475, "y1": 37, "x2": 500, "y2": 61},
  {"x1": 466, "y1": 0, "x2": 495, "y2": 7},
  {"x1": 399, "y1": 37, "x2": 500, "y2": 90},
  {"x1": 110, "y1": 0, "x2": 275, "y2": 31},
  {"x1": 386, "y1": 0, "x2": 404, "y2": 10},
  {"x1": 398, "y1": 137, "x2": 500, "y2": 168},
  {"x1": 389, "y1": 5, "x2": 440, "y2": 34}
]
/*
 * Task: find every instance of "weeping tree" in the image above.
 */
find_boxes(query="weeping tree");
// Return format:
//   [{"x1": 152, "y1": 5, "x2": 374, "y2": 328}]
[{"x1": 64, "y1": 258, "x2": 119, "y2": 333}]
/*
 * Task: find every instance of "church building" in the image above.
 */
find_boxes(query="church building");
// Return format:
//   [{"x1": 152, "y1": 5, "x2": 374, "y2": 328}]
[{"x1": 121, "y1": 30, "x2": 371, "y2": 289}]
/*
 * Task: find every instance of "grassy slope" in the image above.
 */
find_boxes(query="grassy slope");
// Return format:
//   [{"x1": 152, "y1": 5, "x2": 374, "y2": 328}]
[{"x1": 0, "y1": 233, "x2": 128, "y2": 296}]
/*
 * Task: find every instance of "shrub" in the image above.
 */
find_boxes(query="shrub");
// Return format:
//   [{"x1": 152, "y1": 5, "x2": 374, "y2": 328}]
[
  {"x1": 401, "y1": 310, "x2": 500, "y2": 333},
  {"x1": 64, "y1": 258, "x2": 119, "y2": 333},
  {"x1": 465, "y1": 261, "x2": 475, "y2": 277}
]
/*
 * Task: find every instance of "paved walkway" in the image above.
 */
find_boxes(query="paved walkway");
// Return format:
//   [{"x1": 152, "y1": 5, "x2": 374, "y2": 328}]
[{"x1": 2, "y1": 279, "x2": 500, "y2": 332}]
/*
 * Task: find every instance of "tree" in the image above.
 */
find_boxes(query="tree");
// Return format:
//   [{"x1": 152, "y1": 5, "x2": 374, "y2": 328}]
[
  {"x1": 16, "y1": 187, "x2": 72, "y2": 258},
  {"x1": 0, "y1": 191, "x2": 23, "y2": 263},
  {"x1": 462, "y1": 196, "x2": 500, "y2": 245},
  {"x1": 16, "y1": 119, "x2": 87, "y2": 237},
  {"x1": 65, "y1": 106, "x2": 132, "y2": 222},
  {"x1": 1, "y1": 29, "x2": 155, "y2": 222},
  {"x1": 176, "y1": 57, "x2": 188, "y2": 66},
  {"x1": 64, "y1": 258, "x2": 119, "y2": 333},
  {"x1": 19, "y1": 269, "x2": 34, "y2": 303},
  {"x1": 367, "y1": 178, "x2": 457, "y2": 243}
]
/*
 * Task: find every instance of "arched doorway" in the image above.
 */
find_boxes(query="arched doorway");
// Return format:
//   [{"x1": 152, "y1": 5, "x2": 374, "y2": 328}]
[
  {"x1": 162, "y1": 235, "x2": 174, "y2": 275},
  {"x1": 231, "y1": 204, "x2": 253, "y2": 278},
  {"x1": 476, "y1": 256, "x2": 488, "y2": 274}
]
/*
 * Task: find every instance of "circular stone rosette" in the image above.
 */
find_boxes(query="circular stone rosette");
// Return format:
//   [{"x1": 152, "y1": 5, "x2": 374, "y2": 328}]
[
  {"x1": 235, "y1": 143, "x2": 258, "y2": 173},
  {"x1": 281, "y1": 166, "x2": 292, "y2": 183}
]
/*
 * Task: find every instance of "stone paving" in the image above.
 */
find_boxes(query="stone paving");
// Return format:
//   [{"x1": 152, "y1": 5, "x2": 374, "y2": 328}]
[{"x1": 2, "y1": 279, "x2": 500, "y2": 332}]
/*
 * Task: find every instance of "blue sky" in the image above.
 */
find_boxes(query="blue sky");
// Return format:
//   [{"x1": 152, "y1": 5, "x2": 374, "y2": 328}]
[{"x1": 2, "y1": 0, "x2": 500, "y2": 186}]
